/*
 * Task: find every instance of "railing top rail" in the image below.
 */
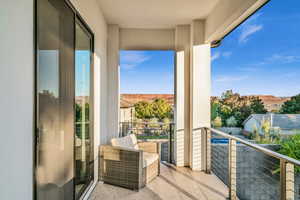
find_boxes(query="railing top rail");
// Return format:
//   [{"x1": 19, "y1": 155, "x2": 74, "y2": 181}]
[{"x1": 205, "y1": 127, "x2": 300, "y2": 167}]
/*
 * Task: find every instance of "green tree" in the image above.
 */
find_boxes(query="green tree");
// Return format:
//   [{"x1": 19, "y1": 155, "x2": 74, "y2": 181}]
[
  {"x1": 134, "y1": 101, "x2": 153, "y2": 119},
  {"x1": 76, "y1": 103, "x2": 89, "y2": 122},
  {"x1": 219, "y1": 104, "x2": 233, "y2": 124},
  {"x1": 250, "y1": 97, "x2": 268, "y2": 113},
  {"x1": 151, "y1": 98, "x2": 172, "y2": 120},
  {"x1": 280, "y1": 94, "x2": 300, "y2": 114},
  {"x1": 221, "y1": 90, "x2": 234, "y2": 99},
  {"x1": 211, "y1": 99, "x2": 220, "y2": 120},
  {"x1": 215, "y1": 90, "x2": 267, "y2": 127}
]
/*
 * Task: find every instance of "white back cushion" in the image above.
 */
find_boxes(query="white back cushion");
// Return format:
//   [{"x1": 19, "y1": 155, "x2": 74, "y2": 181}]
[
  {"x1": 129, "y1": 134, "x2": 139, "y2": 150},
  {"x1": 111, "y1": 134, "x2": 139, "y2": 150}
]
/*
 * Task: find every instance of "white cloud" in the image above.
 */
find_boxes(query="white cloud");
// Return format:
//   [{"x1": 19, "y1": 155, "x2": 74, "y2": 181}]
[
  {"x1": 215, "y1": 75, "x2": 248, "y2": 83},
  {"x1": 212, "y1": 52, "x2": 221, "y2": 61},
  {"x1": 254, "y1": 54, "x2": 300, "y2": 66},
  {"x1": 239, "y1": 24, "x2": 263, "y2": 43},
  {"x1": 265, "y1": 54, "x2": 300, "y2": 64},
  {"x1": 120, "y1": 51, "x2": 150, "y2": 70},
  {"x1": 238, "y1": 13, "x2": 263, "y2": 44},
  {"x1": 211, "y1": 51, "x2": 232, "y2": 62}
]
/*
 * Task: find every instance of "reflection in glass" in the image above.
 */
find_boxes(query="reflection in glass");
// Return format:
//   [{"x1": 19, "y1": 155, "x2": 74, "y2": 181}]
[
  {"x1": 75, "y1": 22, "x2": 93, "y2": 198},
  {"x1": 36, "y1": 0, "x2": 75, "y2": 199}
]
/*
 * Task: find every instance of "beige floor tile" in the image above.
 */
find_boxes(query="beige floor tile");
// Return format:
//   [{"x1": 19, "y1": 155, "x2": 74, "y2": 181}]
[{"x1": 89, "y1": 163, "x2": 229, "y2": 200}]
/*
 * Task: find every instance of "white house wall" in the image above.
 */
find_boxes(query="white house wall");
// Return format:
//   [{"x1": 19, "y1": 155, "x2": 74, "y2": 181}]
[
  {"x1": 0, "y1": 0, "x2": 34, "y2": 199},
  {"x1": 0, "y1": 0, "x2": 109, "y2": 199},
  {"x1": 244, "y1": 118, "x2": 260, "y2": 134},
  {"x1": 120, "y1": 28, "x2": 175, "y2": 50}
]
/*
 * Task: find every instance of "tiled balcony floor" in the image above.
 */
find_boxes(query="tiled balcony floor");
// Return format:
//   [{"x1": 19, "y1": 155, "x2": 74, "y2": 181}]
[{"x1": 89, "y1": 162, "x2": 229, "y2": 200}]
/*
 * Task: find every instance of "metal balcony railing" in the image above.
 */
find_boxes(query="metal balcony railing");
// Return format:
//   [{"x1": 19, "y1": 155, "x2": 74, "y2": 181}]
[
  {"x1": 203, "y1": 127, "x2": 300, "y2": 200},
  {"x1": 119, "y1": 122, "x2": 175, "y2": 163}
]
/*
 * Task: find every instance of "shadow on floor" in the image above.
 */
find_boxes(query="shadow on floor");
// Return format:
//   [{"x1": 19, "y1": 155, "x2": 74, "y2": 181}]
[{"x1": 162, "y1": 162, "x2": 228, "y2": 198}]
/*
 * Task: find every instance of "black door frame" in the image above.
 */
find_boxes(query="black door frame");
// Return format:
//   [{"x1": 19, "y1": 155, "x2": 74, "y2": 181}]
[
  {"x1": 34, "y1": 0, "x2": 95, "y2": 199},
  {"x1": 74, "y1": 15, "x2": 95, "y2": 200}
]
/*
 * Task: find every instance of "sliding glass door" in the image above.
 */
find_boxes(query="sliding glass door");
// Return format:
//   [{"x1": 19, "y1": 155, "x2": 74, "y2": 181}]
[
  {"x1": 36, "y1": 0, "x2": 75, "y2": 199},
  {"x1": 36, "y1": 0, "x2": 94, "y2": 199},
  {"x1": 74, "y1": 20, "x2": 94, "y2": 199}
]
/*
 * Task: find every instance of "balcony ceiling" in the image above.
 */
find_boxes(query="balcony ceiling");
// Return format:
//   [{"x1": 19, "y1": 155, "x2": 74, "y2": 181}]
[{"x1": 97, "y1": 0, "x2": 220, "y2": 29}]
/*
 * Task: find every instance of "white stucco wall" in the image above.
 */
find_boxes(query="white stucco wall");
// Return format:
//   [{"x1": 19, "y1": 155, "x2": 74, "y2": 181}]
[
  {"x1": 0, "y1": 0, "x2": 108, "y2": 199},
  {"x1": 0, "y1": 0, "x2": 34, "y2": 199},
  {"x1": 120, "y1": 28, "x2": 175, "y2": 50}
]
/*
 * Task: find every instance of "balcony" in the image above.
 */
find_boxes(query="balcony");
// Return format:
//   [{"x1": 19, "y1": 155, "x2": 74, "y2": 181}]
[
  {"x1": 91, "y1": 125, "x2": 300, "y2": 200},
  {"x1": 4, "y1": 0, "x2": 289, "y2": 200}
]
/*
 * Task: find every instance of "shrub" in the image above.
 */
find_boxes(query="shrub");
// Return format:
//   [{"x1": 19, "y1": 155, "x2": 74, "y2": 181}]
[
  {"x1": 226, "y1": 116, "x2": 237, "y2": 127},
  {"x1": 212, "y1": 116, "x2": 222, "y2": 127},
  {"x1": 274, "y1": 134, "x2": 300, "y2": 174},
  {"x1": 162, "y1": 117, "x2": 170, "y2": 124}
]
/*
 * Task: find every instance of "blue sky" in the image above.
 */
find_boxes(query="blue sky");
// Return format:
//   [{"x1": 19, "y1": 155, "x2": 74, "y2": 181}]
[
  {"x1": 120, "y1": 0, "x2": 300, "y2": 97},
  {"x1": 120, "y1": 50, "x2": 174, "y2": 94},
  {"x1": 76, "y1": 50, "x2": 90, "y2": 96}
]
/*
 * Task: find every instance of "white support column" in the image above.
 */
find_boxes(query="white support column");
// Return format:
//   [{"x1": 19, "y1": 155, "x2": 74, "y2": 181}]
[
  {"x1": 107, "y1": 25, "x2": 120, "y2": 140},
  {"x1": 190, "y1": 20, "x2": 211, "y2": 170},
  {"x1": 175, "y1": 25, "x2": 191, "y2": 167}
]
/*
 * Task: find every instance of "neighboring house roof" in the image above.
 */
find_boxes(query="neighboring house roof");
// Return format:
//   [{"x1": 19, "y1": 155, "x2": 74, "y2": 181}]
[{"x1": 243, "y1": 114, "x2": 300, "y2": 130}]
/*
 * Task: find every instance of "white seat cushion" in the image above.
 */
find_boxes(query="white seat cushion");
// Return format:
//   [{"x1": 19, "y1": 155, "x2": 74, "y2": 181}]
[
  {"x1": 111, "y1": 134, "x2": 139, "y2": 150},
  {"x1": 143, "y1": 152, "x2": 159, "y2": 168}
]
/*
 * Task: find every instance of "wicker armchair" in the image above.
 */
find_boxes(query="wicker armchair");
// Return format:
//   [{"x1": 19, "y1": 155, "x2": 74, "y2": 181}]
[{"x1": 99, "y1": 135, "x2": 160, "y2": 190}]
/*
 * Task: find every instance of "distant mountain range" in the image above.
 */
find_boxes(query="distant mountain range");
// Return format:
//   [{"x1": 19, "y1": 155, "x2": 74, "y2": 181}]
[
  {"x1": 120, "y1": 94, "x2": 174, "y2": 107},
  {"x1": 120, "y1": 94, "x2": 290, "y2": 112},
  {"x1": 250, "y1": 95, "x2": 290, "y2": 112}
]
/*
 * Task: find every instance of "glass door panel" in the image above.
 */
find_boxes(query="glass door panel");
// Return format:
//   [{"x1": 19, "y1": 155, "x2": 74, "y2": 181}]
[
  {"x1": 36, "y1": 0, "x2": 75, "y2": 199},
  {"x1": 75, "y1": 21, "x2": 94, "y2": 199}
]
